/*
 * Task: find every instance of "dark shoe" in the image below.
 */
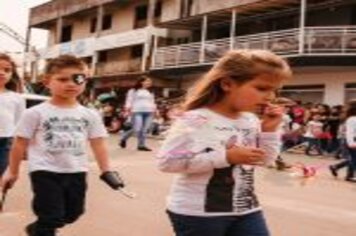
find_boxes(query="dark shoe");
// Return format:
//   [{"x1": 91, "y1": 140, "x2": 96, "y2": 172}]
[
  {"x1": 26, "y1": 224, "x2": 56, "y2": 236},
  {"x1": 329, "y1": 166, "x2": 338, "y2": 178},
  {"x1": 137, "y1": 146, "x2": 152, "y2": 151},
  {"x1": 275, "y1": 159, "x2": 291, "y2": 171},
  {"x1": 119, "y1": 140, "x2": 126, "y2": 149},
  {"x1": 25, "y1": 224, "x2": 35, "y2": 236},
  {"x1": 345, "y1": 177, "x2": 356, "y2": 183}
]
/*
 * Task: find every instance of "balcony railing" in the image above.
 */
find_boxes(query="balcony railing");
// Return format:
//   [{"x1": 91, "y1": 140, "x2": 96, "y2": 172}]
[
  {"x1": 37, "y1": 27, "x2": 168, "y2": 60},
  {"x1": 96, "y1": 59, "x2": 142, "y2": 76},
  {"x1": 152, "y1": 26, "x2": 356, "y2": 69}
]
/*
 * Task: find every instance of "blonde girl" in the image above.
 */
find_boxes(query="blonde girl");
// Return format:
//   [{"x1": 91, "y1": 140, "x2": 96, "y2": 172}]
[{"x1": 157, "y1": 50, "x2": 292, "y2": 236}]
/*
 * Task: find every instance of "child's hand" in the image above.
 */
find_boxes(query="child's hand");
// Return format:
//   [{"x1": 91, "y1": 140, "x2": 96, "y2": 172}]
[
  {"x1": 0, "y1": 169, "x2": 18, "y2": 190},
  {"x1": 226, "y1": 146, "x2": 266, "y2": 165},
  {"x1": 261, "y1": 104, "x2": 284, "y2": 132}
]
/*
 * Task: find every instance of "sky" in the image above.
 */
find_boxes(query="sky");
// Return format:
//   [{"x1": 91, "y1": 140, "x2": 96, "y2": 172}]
[{"x1": 0, "y1": 0, "x2": 49, "y2": 55}]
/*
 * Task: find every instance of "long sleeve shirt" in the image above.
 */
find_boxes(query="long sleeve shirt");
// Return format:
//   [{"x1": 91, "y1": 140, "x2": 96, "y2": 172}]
[
  {"x1": 157, "y1": 108, "x2": 281, "y2": 217},
  {"x1": 0, "y1": 91, "x2": 26, "y2": 137}
]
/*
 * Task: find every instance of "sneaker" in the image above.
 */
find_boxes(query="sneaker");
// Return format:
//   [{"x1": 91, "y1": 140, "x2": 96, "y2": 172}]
[
  {"x1": 25, "y1": 224, "x2": 35, "y2": 236},
  {"x1": 329, "y1": 166, "x2": 338, "y2": 178},
  {"x1": 119, "y1": 140, "x2": 127, "y2": 149},
  {"x1": 345, "y1": 177, "x2": 356, "y2": 183},
  {"x1": 275, "y1": 159, "x2": 292, "y2": 171},
  {"x1": 137, "y1": 146, "x2": 152, "y2": 151}
]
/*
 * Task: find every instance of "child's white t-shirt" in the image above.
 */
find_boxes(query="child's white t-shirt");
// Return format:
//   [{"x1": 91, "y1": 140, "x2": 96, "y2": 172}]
[
  {"x1": 15, "y1": 102, "x2": 108, "y2": 173},
  {"x1": 0, "y1": 91, "x2": 26, "y2": 137}
]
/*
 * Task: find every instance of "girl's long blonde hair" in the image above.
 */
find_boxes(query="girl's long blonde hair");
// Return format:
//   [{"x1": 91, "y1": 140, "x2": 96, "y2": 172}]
[{"x1": 183, "y1": 50, "x2": 292, "y2": 111}]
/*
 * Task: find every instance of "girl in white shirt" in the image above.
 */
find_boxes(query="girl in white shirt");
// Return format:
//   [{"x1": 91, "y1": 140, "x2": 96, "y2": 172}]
[
  {"x1": 157, "y1": 50, "x2": 292, "y2": 236},
  {"x1": 119, "y1": 77, "x2": 156, "y2": 151},
  {"x1": 0, "y1": 53, "x2": 25, "y2": 176}
]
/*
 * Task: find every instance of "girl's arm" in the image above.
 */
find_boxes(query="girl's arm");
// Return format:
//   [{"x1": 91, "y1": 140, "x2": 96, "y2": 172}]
[
  {"x1": 0, "y1": 137, "x2": 29, "y2": 189},
  {"x1": 124, "y1": 89, "x2": 135, "y2": 111}
]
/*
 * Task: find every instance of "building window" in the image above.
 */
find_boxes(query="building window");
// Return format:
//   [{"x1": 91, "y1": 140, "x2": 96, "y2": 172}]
[
  {"x1": 155, "y1": 1, "x2": 162, "y2": 18},
  {"x1": 135, "y1": 5, "x2": 148, "y2": 28},
  {"x1": 90, "y1": 17, "x2": 97, "y2": 33},
  {"x1": 280, "y1": 84, "x2": 325, "y2": 104},
  {"x1": 131, "y1": 45, "x2": 143, "y2": 58},
  {"x1": 60, "y1": 25, "x2": 72, "y2": 43},
  {"x1": 102, "y1": 14, "x2": 112, "y2": 31},
  {"x1": 98, "y1": 51, "x2": 108, "y2": 63},
  {"x1": 177, "y1": 37, "x2": 189, "y2": 44},
  {"x1": 345, "y1": 83, "x2": 356, "y2": 102}
]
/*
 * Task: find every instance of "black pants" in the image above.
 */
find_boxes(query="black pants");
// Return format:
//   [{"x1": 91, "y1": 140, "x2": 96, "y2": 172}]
[
  {"x1": 347, "y1": 148, "x2": 356, "y2": 179},
  {"x1": 0, "y1": 138, "x2": 12, "y2": 176},
  {"x1": 27, "y1": 171, "x2": 87, "y2": 236}
]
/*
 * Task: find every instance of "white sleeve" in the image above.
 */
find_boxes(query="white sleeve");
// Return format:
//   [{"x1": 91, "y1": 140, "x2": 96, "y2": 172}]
[
  {"x1": 14, "y1": 96, "x2": 26, "y2": 124},
  {"x1": 255, "y1": 114, "x2": 282, "y2": 165},
  {"x1": 258, "y1": 132, "x2": 282, "y2": 165},
  {"x1": 124, "y1": 89, "x2": 135, "y2": 109},
  {"x1": 15, "y1": 109, "x2": 40, "y2": 139},
  {"x1": 345, "y1": 118, "x2": 356, "y2": 147},
  {"x1": 150, "y1": 93, "x2": 157, "y2": 111},
  {"x1": 88, "y1": 110, "x2": 108, "y2": 139},
  {"x1": 156, "y1": 113, "x2": 230, "y2": 174}
]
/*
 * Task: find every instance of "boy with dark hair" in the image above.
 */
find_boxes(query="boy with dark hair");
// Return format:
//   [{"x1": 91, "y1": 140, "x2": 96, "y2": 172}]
[{"x1": 0, "y1": 55, "x2": 120, "y2": 236}]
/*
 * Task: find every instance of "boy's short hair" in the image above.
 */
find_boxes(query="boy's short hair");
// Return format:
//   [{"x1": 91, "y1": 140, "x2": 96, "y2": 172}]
[{"x1": 45, "y1": 55, "x2": 87, "y2": 74}]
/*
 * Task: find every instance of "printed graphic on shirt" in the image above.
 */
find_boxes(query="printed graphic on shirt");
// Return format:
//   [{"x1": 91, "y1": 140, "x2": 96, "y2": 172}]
[
  {"x1": 233, "y1": 167, "x2": 259, "y2": 213},
  {"x1": 42, "y1": 116, "x2": 89, "y2": 155},
  {"x1": 205, "y1": 124, "x2": 259, "y2": 213}
]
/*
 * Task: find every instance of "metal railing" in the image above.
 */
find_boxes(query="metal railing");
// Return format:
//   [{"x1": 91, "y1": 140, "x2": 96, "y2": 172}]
[
  {"x1": 152, "y1": 26, "x2": 356, "y2": 69},
  {"x1": 96, "y1": 58, "x2": 142, "y2": 76}
]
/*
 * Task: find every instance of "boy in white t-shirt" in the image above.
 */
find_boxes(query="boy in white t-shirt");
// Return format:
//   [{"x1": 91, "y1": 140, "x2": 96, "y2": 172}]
[{"x1": 0, "y1": 55, "x2": 120, "y2": 236}]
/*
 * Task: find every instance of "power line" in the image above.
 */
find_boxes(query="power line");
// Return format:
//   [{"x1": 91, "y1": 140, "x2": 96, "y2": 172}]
[{"x1": 0, "y1": 22, "x2": 27, "y2": 46}]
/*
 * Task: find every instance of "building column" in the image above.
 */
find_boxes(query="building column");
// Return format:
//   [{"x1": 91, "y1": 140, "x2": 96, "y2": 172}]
[
  {"x1": 23, "y1": 26, "x2": 31, "y2": 87},
  {"x1": 142, "y1": 0, "x2": 157, "y2": 72},
  {"x1": 91, "y1": 4, "x2": 104, "y2": 76},
  {"x1": 200, "y1": 14, "x2": 208, "y2": 63},
  {"x1": 299, "y1": 0, "x2": 306, "y2": 54},
  {"x1": 147, "y1": 0, "x2": 157, "y2": 26},
  {"x1": 230, "y1": 9, "x2": 237, "y2": 50},
  {"x1": 151, "y1": 34, "x2": 159, "y2": 69},
  {"x1": 56, "y1": 16, "x2": 63, "y2": 44}
]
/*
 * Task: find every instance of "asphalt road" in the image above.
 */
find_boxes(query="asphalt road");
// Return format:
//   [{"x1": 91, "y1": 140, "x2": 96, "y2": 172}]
[{"x1": 1, "y1": 136, "x2": 356, "y2": 236}]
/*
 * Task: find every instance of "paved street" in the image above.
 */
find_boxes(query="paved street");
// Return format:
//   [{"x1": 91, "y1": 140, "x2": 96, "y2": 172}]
[{"x1": 1, "y1": 136, "x2": 356, "y2": 236}]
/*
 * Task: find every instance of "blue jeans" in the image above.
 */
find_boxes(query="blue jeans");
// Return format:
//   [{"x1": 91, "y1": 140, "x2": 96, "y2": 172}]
[
  {"x1": 305, "y1": 137, "x2": 322, "y2": 155},
  {"x1": 167, "y1": 210, "x2": 270, "y2": 236},
  {"x1": 121, "y1": 112, "x2": 153, "y2": 148},
  {"x1": 0, "y1": 138, "x2": 12, "y2": 176}
]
